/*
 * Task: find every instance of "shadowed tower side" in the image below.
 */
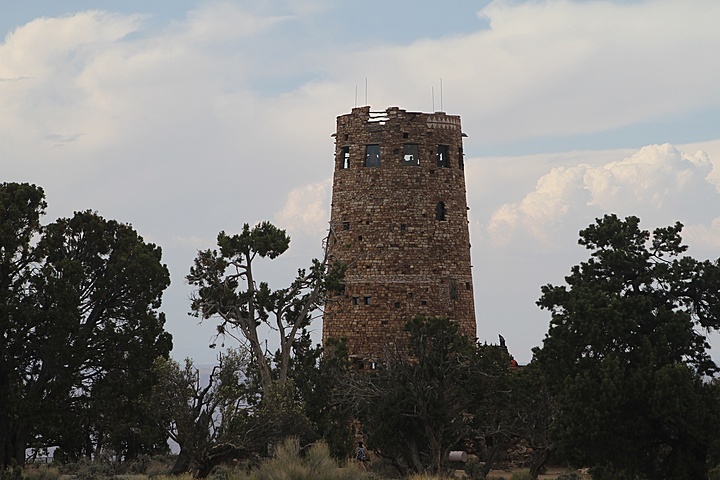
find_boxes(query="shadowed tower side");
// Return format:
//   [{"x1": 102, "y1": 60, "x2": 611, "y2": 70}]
[{"x1": 322, "y1": 106, "x2": 476, "y2": 363}]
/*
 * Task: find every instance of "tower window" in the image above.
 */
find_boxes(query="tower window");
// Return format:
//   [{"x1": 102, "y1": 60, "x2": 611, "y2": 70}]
[
  {"x1": 458, "y1": 146, "x2": 464, "y2": 170},
  {"x1": 449, "y1": 279, "x2": 458, "y2": 300},
  {"x1": 352, "y1": 297, "x2": 360, "y2": 305},
  {"x1": 402, "y1": 144, "x2": 420, "y2": 166},
  {"x1": 437, "y1": 145, "x2": 449, "y2": 168},
  {"x1": 364, "y1": 296, "x2": 371, "y2": 305},
  {"x1": 342, "y1": 221, "x2": 350, "y2": 230},
  {"x1": 435, "y1": 202, "x2": 446, "y2": 221},
  {"x1": 339, "y1": 146, "x2": 350, "y2": 169},
  {"x1": 365, "y1": 144, "x2": 381, "y2": 167}
]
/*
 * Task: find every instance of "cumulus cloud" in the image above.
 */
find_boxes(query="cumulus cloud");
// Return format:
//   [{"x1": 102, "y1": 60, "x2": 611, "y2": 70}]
[
  {"x1": 274, "y1": 179, "x2": 331, "y2": 237},
  {"x1": 326, "y1": 0, "x2": 720, "y2": 145},
  {"x1": 487, "y1": 144, "x2": 719, "y2": 250}
]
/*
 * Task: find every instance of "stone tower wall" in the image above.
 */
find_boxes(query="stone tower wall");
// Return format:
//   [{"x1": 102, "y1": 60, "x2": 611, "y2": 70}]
[{"x1": 323, "y1": 106, "x2": 476, "y2": 361}]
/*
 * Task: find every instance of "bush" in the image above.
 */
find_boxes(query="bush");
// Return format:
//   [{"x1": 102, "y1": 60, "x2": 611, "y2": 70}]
[
  {"x1": 243, "y1": 437, "x2": 369, "y2": 480},
  {"x1": 510, "y1": 471, "x2": 531, "y2": 480},
  {"x1": 555, "y1": 473, "x2": 580, "y2": 480},
  {"x1": 710, "y1": 466, "x2": 720, "y2": 480},
  {"x1": 21, "y1": 466, "x2": 60, "y2": 480}
]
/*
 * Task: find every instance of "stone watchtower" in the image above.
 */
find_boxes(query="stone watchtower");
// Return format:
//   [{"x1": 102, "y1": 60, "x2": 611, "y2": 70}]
[{"x1": 322, "y1": 106, "x2": 476, "y2": 363}]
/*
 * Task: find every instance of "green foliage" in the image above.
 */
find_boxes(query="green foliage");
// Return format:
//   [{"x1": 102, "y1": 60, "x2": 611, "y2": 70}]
[
  {"x1": 534, "y1": 214, "x2": 720, "y2": 480},
  {"x1": 20, "y1": 466, "x2": 60, "y2": 480},
  {"x1": 187, "y1": 222, "x2": 340, "y2": 394},
  {"x1": 0, "y1": 183, "x2": 172, "y2": 467},
  {"x1": 350, "y1": 317, "x2": 511, "y2": 476},
  {"x1": 288, "y1": 334, "x2": 354, "y2": 459},
  {"x1": 510, "y1": 472, "x2": 531, "y2": 480},
  {"x1": 709, "y1": 465, "x2": 720, "y2": 480},
  {"x1": 554, "y1": 474, "x2": 580, "y2": 480},
  {"x1": 240, "y1": 437, "x2": 368, "y2": 480}
]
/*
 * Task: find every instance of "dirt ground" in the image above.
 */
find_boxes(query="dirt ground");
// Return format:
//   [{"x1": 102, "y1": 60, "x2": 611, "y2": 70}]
[{"x1": 484, "y1": 466, "x2": 591, "y2": 479}]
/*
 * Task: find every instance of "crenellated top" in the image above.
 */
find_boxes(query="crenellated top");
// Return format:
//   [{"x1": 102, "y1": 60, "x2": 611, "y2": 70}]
[{"x1": 334, "y1": 106, "x2": 463, "y2": 134}]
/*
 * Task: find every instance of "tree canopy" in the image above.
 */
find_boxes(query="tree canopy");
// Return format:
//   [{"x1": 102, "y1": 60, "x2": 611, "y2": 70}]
[
  {"x1": 187, "y1": 222, "x2": 341, "y2": 393},
  {"x1": 0, "y1": 182, "x2": 172, "y2": 467},
  {"x1": 533, "y1": 214, "x2": 720, "y2": 479}
]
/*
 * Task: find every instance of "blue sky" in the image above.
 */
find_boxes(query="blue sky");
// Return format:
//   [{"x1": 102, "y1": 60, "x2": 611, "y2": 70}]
[{"x1": 3, "y1": 0, "x2": 720, "y2": 364}]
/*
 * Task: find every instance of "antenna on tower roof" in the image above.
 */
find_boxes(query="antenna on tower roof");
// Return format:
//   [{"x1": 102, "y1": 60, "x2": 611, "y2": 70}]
[
  {"x1": 365, "y1": 77, "x2": 368, "y2": 106},
  {"x1": 440, "y1": 78, "x2": 443, "y2": 112}
]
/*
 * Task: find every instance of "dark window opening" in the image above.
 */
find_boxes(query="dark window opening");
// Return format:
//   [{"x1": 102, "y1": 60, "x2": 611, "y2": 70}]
[
  {"x1": 342, "y1": 221, "x2": 350, "y2": 230},
  {"x1": 407, "y1": 292, "x2": 413, "y2": 298},
  {"x1": 365, "y1": 144, "x2": 381, "y2": 167},
  {"x1": 435, "y1": 202, "x2": 446, "y2": 221},
  {"x1": 344, "y1": 134, "x2": 349, "y2": 140},
  {"x1": 339, "y1": 146, "x2": 350, "y2": 169},
  {"x1": 421, "y1": 300, "x2": 428, "y2": 306},
  {"x1": 352, "y1": 297, "x2": 360, "y2": 305},
  {"x1": 358, "y1": 235, "x2": 363, "y2": 241},
  {"x1": 364, "y1": 296, "x2": 371, "y2": 305},
  {"x1": 465, "y1": 282, "x2": 472, "y2": 290},
  {"x1": 450, "y1": 279, "x2": 458, "y2": 300},
  {"x1": 437, "y1": 144, "x2": 450, "y2": 167},
  {"x1": 400, "y1": 224, "x2": 407, "y2": 231},
  {"x1": 394, "y1": 302, "x2": 401, "y2": 308},
  {"x1": 402, "y1": 132, "x2": 409, "y2": 138},
  {"x1": 402, "y1": 144, "x2": 420, "y2": 166},
  {"x1": 458, "y1": 146, "x2": 464, "y2": 170}
]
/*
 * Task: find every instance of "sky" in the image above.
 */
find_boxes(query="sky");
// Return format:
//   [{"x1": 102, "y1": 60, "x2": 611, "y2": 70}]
[{"x1": 3, "y1": 0, "x2": 720, "y2": 365}]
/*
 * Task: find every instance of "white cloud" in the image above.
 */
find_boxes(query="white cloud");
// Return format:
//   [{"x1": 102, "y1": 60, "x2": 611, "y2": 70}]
[
  {"x1": 485, "y1": 144, "x2": 720, "y2": 251},
  {"x1": 323, "y1": 0, "x2": 720, "y2": 145},
  {"x1": 274, "y1": 178, "x2": 331, "y2": 237},
  {"x1": 3, "y1": 1, "x2": 720, "y2": 364}
]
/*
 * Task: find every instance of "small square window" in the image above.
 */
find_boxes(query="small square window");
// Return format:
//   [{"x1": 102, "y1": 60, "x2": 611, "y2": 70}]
[
  {"x1": 437, "y1": 145, "x2": 449, "y2": 167},
  {"x1": 339, "y1": 146, "x2": 350, "y2": 169},
  {"x1": 342, "y1": 221, "x2": 350, "y2": 230},
  {"x1": 402, "y1": 144, "x2": 420, "y2": 166},
  {"x1": 364, "y1": 296, "x2": 371, "y2": 305},
  {"x1": 435, "y1": 202, "x2": 446, "y2": 221},
  {"x1": 365, "y1": 145, "x2": 381, "y2": 167},
  {"x1": 352, "y1": 297, "x2": 360, "y2": 305}
]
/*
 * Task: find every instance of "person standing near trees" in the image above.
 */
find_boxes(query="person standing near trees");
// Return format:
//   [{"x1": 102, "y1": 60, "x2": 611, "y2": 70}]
[{"x1": 356, "y1": 442, "x2": 368, "y2": 469}]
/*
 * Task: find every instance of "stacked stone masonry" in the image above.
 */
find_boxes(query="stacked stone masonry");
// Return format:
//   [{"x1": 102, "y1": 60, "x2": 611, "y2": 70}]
[{"x1": 323, "y1": 106, "x2": 477, "y2": 362}]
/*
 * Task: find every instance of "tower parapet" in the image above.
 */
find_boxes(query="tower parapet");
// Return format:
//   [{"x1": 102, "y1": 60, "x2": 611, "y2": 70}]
[{"x1": 323, "y1": 106, "x2": 476, "y2": 362}]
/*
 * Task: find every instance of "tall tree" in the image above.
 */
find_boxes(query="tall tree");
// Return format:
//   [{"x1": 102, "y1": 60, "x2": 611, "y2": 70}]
[
  {"x1": 187, "y1": 222, "x2": 340, "y2": 393},
  {"x1": 0, "y1": 183, "x2": 172, "y2": 466},
  {"x1": 534, "y1": 214, "x2": 720, "y2": 480},
  {"x1": 0, "y1": 183, "x2": 47, "y2": 467},
  {"x1": 349, "y1": 317, "x2": 510, "y2": 475}
]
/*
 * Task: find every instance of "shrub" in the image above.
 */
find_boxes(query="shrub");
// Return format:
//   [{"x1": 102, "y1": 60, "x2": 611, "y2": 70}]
[
  {"x1": 21, "y1": 466, "x2": 60, "y2": 480},
  {"x1": 243, "y1": 437, "x2": 369, "y2": 480},
  {"x1": 407, "y1": 474, "x2": 453, "y2": 480},
  {"x1": 510, "y1": 471, "x2": 531, "y2": 480},
  {"x1": 555, "y1": 473, "x2": 580, "y2": 480}
]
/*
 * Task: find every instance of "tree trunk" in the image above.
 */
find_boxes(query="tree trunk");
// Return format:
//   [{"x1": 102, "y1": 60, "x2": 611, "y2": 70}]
[
  {"x1": 171, "y1": 448, "x2": 193, "y2": 476},
  {"x1": 528, "y1": 447, "x2": 549, "y2": 480}
]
